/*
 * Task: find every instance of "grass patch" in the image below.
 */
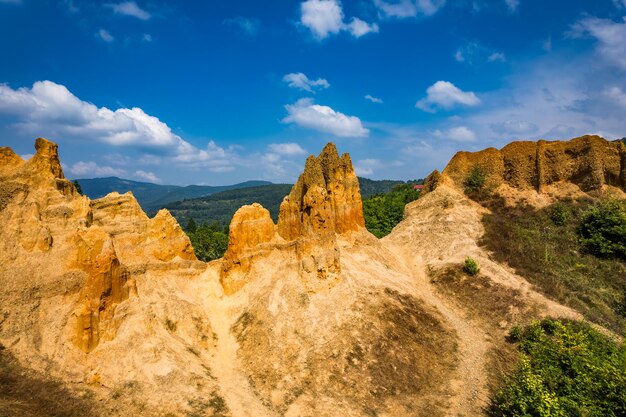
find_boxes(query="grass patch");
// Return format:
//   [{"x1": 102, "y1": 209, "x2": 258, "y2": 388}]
[{"x1": 481, "y1": 198, "x2": 626, "y2": 334}]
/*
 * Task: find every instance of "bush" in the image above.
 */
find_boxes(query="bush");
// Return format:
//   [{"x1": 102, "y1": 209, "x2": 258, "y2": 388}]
[
  {"x1": 577, "y1": 199, "x2": 626, "y2": 260},
  {"x1": 464, "y1": 257, "x2": 480, "y2": 276},
  {"x1": 549, "y1": 203, "x2": 569, "y2": 226},
  {"x1": 489, "y1": 319, "x2": 626, "y2": 417},
  {"x1": 464, "y1": 166, "x2": 486, "y2": 195}
]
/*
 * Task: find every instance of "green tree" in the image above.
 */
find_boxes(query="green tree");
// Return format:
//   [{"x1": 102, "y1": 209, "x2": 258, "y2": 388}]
[
  {"x1": 577, "y1": 199, "x2": 626, "y2": 260},
  {"x1": 186, "y1": 222, "x2": 228, "y2": 262},
  {"x1": 73, "y1": 180, "x2": 83, "y2": 196},
  {"x1": 185, "y1": 217, "x2": 197, "y2": 233},
  {"x1": 362, "y1": 183, "x2": 421, "y2": 238}
]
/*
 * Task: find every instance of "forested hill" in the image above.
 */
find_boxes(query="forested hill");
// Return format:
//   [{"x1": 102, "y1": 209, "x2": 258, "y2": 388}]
[
  {"x1": 165, "y1": 177, "x2": 409, "y2": 227},
  {"x1": 75, "y1": 176, "x2": 271, "y2": 213}
]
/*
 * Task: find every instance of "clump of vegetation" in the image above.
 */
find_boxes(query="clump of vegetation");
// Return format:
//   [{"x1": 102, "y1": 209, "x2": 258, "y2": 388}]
[
  {"x1": 463, "y1": 165, "x2": 487, "y2": 198},
  {"x1": 489, "y1": 318, "x2": 626, "y2": 417},
  {"x1": 463, "y1": 257, "x2": 480, "y2": 275},
  {"x1": 481, "y1": 199, "x2": 626, "y2": 333},
  {"x1": 577, "y1": 199, "x2": 626, "y2": 260},
  {"x1": 548, "y1": 202, "x2": 569, "y2": 226},
  {"x1": 363, "y1": 183, "x2": 422, "y2": 238},
  {"x1": 73, "y1": 180, "x2": 84, "y2": 196},
  {"x1": 184, "y1": 219, "x2": 228, "y2": 262}
]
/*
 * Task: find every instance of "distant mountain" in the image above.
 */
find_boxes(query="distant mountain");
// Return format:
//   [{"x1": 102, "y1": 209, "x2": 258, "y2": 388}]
[
  {"x1": 75, "y1": 177, "x2": 272, "y2": 213},
  {"x1": 165, "y1": 177, "x2": 413, "y2": 228}
]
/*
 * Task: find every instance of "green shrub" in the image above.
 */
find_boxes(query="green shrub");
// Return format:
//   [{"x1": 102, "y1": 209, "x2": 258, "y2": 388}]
[
  {"x1": 577, "y1": 199, "x2": 626, "y2": 260},
  {"x1": 464, "y1": 257, "x2": 480, "y2": 276},
  {"x1": 489, "y1": 319, "x2": 626, "y2": 417},
  {"x1": 548, "y1": 203, "x2": 569, "y2": 226},
  {"x1": 464, "y1": 166, "x2": 486, "y2": 195}
]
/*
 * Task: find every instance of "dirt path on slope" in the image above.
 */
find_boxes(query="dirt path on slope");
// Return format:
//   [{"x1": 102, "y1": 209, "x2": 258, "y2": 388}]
[
  {"x1": 384, "y1": 242, "x2": 491, "y2": 416},
  {"x1": 205, "y1": 292, "x2": 278, "y2": 417}
]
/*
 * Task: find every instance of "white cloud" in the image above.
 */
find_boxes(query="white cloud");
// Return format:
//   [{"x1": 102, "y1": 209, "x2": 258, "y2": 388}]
[
  {"x1": 354, "y1": 158, "x2": 381, "y2": 176},
  {"x1": 543, "y1": 36, "x2": 552, "y2": 52},
  {"x1": 416, "y1": 81, "x2": 481, "y2": 112},
  {"x1": 365, "y1": 94, "x2": 383, "y2": 104},
  {"x1": 283, "y1": 72, "x2": 330, "y2": 92},
  {"x1": 133, "y1": 170, "x2": 161, "y2": 183},
  {"x1": 107, "y1": 1, "x2": 151, "y2": 20},
  {"x1": 374, "y1": 0, "x2": 446, "y2": 18},
  {"x1": 224, "y1": 17, "x2": 261, "y2": 36},
  {"x1": 283, "y1": 98, "x2": 369, "y2": 138},
  {"x1": 0, "y1": 81, "x2": 236, "y2": 171},
  {"x1": 300, "y1": 0, "x2": 344, "y2": 39},
  {"x1": 490, "y1": 120, "x2": 538, "y2": 136},
  {"x1": 268, "y1": 142, "x2": 307, "y2": 156},
  {"x1": 604, "y1": 86, "x2": 626, "y2": 107},
  {"x1": 142, "y1": 33, "x2": 153, "y2": 42},
  {"x1": 96, "y1": 29, "x2": 114, "y2": 42},
  {"x1": 570, "y1": 16, "x2": 626, "y2": 70},
  {"x1": 346, "y1": 18, "x2": 379, "y2": 37},
  {"x1": 300, "y1": 0, "x2": 378, "y2": 39},
  {"x1": 455, "y1": 42, "x2": 505, "y2": 65},
  {"x1": 488, "y1": 52, "x2": 506, "y2": 62},
  {"x1": 504, "y1": 0, "x2": 519, "y2": 12},
  {"x1": 69, "y1": 161, "x2": 126, "y2": 177},
  {"x1": 434, "y1": 126, "x2": 476, "y2": 142}
]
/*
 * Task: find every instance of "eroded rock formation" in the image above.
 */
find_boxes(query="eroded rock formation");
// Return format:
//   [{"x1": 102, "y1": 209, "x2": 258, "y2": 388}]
[
  {"x1": 0, "y1": 138, "x2": 196, "y2": 354},
  {"x1": 221, "y1": 142, "x2": 365, "y2": 293},
  {"x1": 431, "y1": 135, "x2": 626, "y2": 195}
]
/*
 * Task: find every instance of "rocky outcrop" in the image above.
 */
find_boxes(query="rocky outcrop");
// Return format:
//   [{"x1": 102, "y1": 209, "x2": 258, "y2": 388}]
[
  {"x1": 436, "y1": 135, "x2": 626, "y2": 195},
  {"x1": 220, "y1": 204, "x2": 276, "y2": 294},
  {"x1": 0, "y1": 138, "x2": 196, "y2": 354},
  {"x1": 221, "y1": 142, "x2": 365, "y2": 293}
]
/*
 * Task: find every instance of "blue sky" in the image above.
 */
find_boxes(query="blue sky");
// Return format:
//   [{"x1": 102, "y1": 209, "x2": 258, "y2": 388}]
[{"x1": 1, "y1": 0, "x2": 625, "y2": 185}]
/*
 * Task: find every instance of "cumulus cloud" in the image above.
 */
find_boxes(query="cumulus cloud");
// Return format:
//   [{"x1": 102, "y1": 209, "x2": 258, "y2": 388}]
[
  {"x1": 268, "y1": 142, "x2": 307, "y2": 155},
  {"x1": 365, "y1": 94, "x2": 383, "y2": 103},
  {"x1": 107, "y1": 1, "x2": 151, "y2": 20},
  {"x1": 96, "y1": 29, "x2": 114, "y2": 42},
  {"x1": 374, "y1": 0, "x2": 446, "y2": 18},
  {"x1": 504, "y1": 0, "x2": 519, "y2": 12},
  {"x1": 0, "y1": 81, "x2": 236, "y2": 171},
  {"x1": 283, "y1": 72, "x2": 330, "y2": 92},
  {"x1": 133, "y1": 170, "x2": 161, "y2": 183},
  {"x1": 570, "y1": 16, "x2": 626, "y2": 70},
  {"x1": 434, "y1": 126, "x2": 476, "y2": 142},
  {"x1": 283, "y1": 98, "x2": 369, "y2": 138},
  {"x1": 345, "y1": 18, "x2": 379, "y2": 37},
  {"x1": 68, "y1": 161, "x2": 126, "y2": 177},
  {"x1": 223, "y1": 17, "x2": 261, "y2": 36},
  {"x1": 416, "y1": 81, "x2": 481, "y2": 112},
  {"x1": 300, "y1": 0, "x2": 378, "y2": 39}
]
